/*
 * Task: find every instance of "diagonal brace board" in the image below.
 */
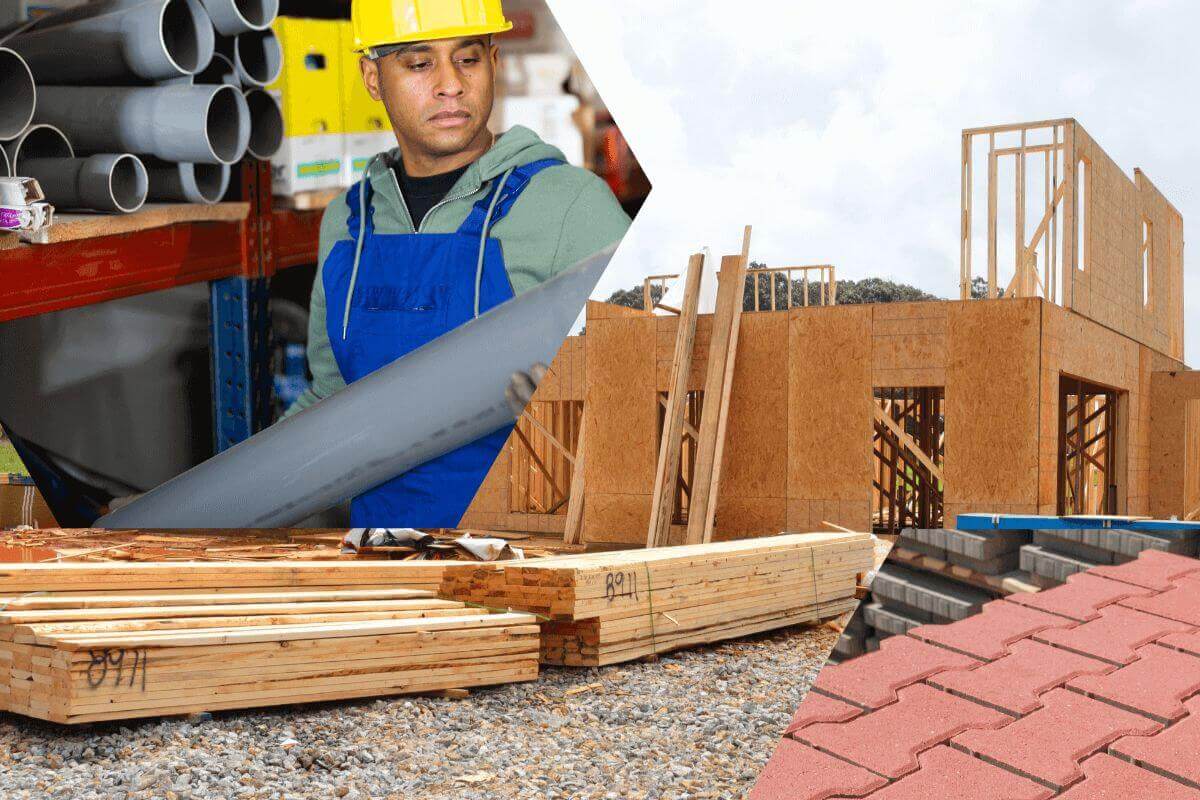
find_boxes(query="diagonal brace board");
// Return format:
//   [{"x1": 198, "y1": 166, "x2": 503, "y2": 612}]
[
  {"x1": 872, "y1": 405, "x2": 944, "y2": 484},
  {"x1": 646, "y1": 253, "x2": 705, "y2": 548}
]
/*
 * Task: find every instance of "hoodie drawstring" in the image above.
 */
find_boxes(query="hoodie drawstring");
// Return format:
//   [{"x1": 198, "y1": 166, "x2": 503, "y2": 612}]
[
  {"x1": 474, "y1": 166, "x2": 514, "y2": 319},
  {"x1": 341, "y1": 154, "x2": 380, "y2": 340}
]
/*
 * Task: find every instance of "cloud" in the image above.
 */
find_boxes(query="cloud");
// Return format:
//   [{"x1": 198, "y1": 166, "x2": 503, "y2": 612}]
[{"x1": 552, "y1": 0, "x2": 1200, "y2": 363}]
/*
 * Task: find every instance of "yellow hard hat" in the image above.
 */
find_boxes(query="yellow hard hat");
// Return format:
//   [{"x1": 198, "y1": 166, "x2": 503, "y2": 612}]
[{"x1": 351, "y1": 0, "x2": 514, "y2": 52}]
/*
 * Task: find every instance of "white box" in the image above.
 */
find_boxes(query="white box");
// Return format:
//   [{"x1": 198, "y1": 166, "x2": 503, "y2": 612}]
[
  {"x1": 271, "y1": 134, "x2": 345, "y2": 196},
  {"x1": 340, "y1": 131, "x2": 396, "y2": 188}
]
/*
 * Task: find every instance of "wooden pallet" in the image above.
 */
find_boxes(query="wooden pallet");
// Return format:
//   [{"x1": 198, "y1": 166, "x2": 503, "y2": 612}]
[
  {"x1": 0, "y1": 575, "x2": 538, "y2": 724},
  {"x1": 440, "y1": 533, "x2": 873, "y2": 666}
]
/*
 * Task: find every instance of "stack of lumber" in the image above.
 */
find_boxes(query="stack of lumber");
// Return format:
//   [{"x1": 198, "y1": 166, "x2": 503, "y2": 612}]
[
  {"x1": 0, "y1": 561, "x2": 538, "y2": 724},
  {"x1": 440, "y1": 533, "x2": 873, "y2": 666}
]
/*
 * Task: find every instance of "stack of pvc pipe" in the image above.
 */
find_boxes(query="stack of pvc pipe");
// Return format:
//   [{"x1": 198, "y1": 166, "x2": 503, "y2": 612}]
[{"x1": 0, "y1": 0, "x2": 284, "y2": 211}]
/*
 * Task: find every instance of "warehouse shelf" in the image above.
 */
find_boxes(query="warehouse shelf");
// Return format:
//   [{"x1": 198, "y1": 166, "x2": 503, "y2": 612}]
[
  {"x1": 0, "y1": 160, "x2": 328, "y2": 455},
  {"x1": 0, "y1": 161, "x2": 325, "y2": 324}
]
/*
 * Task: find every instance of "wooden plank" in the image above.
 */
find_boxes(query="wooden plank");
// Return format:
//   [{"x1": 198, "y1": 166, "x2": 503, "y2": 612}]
[
  {"x1": 645, "y1": 253, "x2": 704, "y2": 548},
  {"x1": 21, "y1": 203, "x2": 249, "y2": 245},
  {"x1": 563, "y1": 416, "x2": 587, "y2": 545},
  {"x1": 687, "y1": 235, "x2": 751, "y2": 545},
  {"x1": 873, "y1": 405, "x2": 944, "y2": 483}
]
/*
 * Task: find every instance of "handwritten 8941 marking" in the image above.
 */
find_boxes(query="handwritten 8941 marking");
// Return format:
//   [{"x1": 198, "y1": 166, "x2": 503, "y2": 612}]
[
  {"x1": 604, "y1": 570, "x2": 639, "y2": 602},
  {"x1": 85, "y1": 648, "x2": 148, "y2": 692}
]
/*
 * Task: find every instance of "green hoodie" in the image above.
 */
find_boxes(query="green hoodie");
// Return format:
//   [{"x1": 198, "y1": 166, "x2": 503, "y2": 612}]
[{"x1": 286, "y1": 125, "x2": 632, "y2": 416}]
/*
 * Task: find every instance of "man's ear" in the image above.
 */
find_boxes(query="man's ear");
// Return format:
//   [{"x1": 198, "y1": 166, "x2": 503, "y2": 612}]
[
  {"x1": 489, "y1": 43, "x2": 500, "y2": 71},
  {"x1": 360, "y1": 55, "x2": 382, "y2": 101}
]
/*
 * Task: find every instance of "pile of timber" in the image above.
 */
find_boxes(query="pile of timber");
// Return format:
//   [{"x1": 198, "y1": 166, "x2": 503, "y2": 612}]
[
  {"x1": 0, "y1": 561, "x2": 538, "y2": 724},
  {"x1": 440, "y1": 533, "x2": 873, "y2": 666}
]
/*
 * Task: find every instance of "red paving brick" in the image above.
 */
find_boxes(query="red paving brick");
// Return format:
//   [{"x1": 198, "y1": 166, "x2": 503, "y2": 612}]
[
  {"x1": 1120, "y1": 574, "x2": 1200, "y2": 626},
  {"x1": 766, "y1": 549, "x2": 1200, "y2": 798},
  {"x1": 951, "y1": 688, "x2": 1161, "y2": 790},
  {"x1": 1005, "y1": 572, "x2": 1156, "y2": 622},
  {"x1": 796, "y1": 683, "x2": 1009, "y2": 779},
  {"x1": 1090, "y1": 549, "x2": 1200, "y2": 591},
  {"x1": 1067, "y1": 643, "x2": 1200, "y2": 722},
  {"x1": 748, "y1": 739, "x2": 887, "y2": 800},
  {"x1": 812, "y1": 635, "x2": 979, "y2": 709},
  {"x1": 1033, "y1": 603, "x2": 1194, "y2": 665},
  {"x1": 911, "y1": 599, "x2": 1075, "y2": 660},
  {"x1": 929, "y1": 639, "x2": 1113, "y2": 716},
  {"x1": 1110, "y1": 695, "x2": 1200, "y2": 788},
  {"x1": 1055, "y1": 754, "x2": 1200, "y2": 800},
  {"x1": 784, "y1": 691, "x2": 863, "y2": 735},
  {"x1": 1160, "y1": 629, "x2": 1200, "y2": 658},
  {"x1": 861, "y1": 746, "x2": 1053, "y2": 800}
]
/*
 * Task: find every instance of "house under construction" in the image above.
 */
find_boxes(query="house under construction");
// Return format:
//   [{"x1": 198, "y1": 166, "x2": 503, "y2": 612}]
[{"x1": 461, "y1": 118, "x2": 1200, "y2": 544}]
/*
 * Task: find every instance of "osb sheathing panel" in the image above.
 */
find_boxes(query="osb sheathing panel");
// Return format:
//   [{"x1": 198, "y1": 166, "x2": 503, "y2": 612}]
[
  {"x1": 715, "y1": 311, "x2": 788, "y2": 503},
  {"x1": 581, "y1": 314, "x2": 657, "y2": 543},
  {"x1": 1148, "y1": 370, "x2": 1200, "y2": 518},
  {"x1": 787, "y1": 304, "x2": 873, "y2": 532},
  {"x1": 944, "y1": 299, "x2": 1040, "y2": 516},
  {"x1": 1069, "y1": 124, "x2": 1184, "y2": 361},
  {"x1": 871, "y1": 301, "x2": 949, "y2": 387}
]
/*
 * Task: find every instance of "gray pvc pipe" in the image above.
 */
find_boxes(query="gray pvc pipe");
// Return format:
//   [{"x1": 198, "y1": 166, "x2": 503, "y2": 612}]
[
  {"x1": 201, "y1": 0, "x2": 278, "y2": 36},
  {"x1": 218, "y1": 29, "x2": 283, "y2": 88},
  {"x1": 146, "y1": 160, "x2": 230, "y2": 205},
  {"x1": 195, "y1": 52, "x2": 240, "y2": 87},
  {"x1": 0, "y1": 48, "x2": 35, "y2": 142},
  {"x1": 34, "y1": 84, "x2": 250, "y2": 166},
  {"x1": 0, "y1": 147, "x2": 9, "y2": 178},
  {"x1": 96, "y1": 243, "x2": 618, "y2": 528},
  {"x1": 9, "y1": 0, "x2": 215, "y2": 84},
  {"x1": 21, "y1": 154, "x2": 148, "y2": 214},
  {"x1": 244, "y1": 88, "x2": 283, "y2": 160},
  {"x1": 2, "y1": 124, "x2": 74, "y2": 172}
]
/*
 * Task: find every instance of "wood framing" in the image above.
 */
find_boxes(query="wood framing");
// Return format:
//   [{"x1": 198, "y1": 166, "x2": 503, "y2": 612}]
[{"x1": 960, "y1": 118, "x2": 1184, "y2": 362}]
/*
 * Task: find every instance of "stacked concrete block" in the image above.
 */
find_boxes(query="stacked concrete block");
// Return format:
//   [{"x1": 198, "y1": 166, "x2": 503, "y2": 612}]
[
  {"x1": 859, "y1": 563, "x2": 995, "y2": 648},
  {"x1": 1021, "y1": 530, "x2": 1199, "y2": 587},
  {"x1": 900, "y1": 529, "x2": 1030, "y2": 574}
]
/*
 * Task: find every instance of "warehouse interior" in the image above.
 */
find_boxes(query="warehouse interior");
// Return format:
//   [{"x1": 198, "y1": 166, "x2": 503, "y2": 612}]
[{"x1": 0, "y1": 0, "x2": 648, "y2": 527}]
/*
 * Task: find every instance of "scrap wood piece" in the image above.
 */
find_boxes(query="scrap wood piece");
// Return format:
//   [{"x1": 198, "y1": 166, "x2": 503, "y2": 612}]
[
  {"x1": 687, "y1": 227, "x2": 751, "y2": 545},
  {"x1": 646, "y1": 252, "x2": 705, "y2": 548}
]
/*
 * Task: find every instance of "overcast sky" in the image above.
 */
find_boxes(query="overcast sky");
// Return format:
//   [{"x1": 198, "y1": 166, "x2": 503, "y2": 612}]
[{"x1": 549, "y1": 0, "x2": 1199, "y2": 365}]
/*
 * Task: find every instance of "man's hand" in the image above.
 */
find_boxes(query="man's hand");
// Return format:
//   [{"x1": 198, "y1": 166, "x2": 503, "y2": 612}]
[{"x1": 505, "y1": 362, "x2": 549, "y2": 416}]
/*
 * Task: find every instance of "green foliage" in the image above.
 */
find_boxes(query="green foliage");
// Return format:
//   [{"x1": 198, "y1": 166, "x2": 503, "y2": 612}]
[{"x1": 606, "y1": 283, "x2": 664, "y2": 310}]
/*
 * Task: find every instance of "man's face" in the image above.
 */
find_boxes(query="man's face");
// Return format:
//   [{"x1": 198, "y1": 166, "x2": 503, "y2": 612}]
[{"x1": 360, "y1": 36, "x2": 498, "y2": 161}]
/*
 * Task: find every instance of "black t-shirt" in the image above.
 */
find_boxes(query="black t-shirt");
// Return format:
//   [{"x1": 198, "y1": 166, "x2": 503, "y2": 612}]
[{"x1": 391, "y1": 156, "x2": 471, "y2": 230}]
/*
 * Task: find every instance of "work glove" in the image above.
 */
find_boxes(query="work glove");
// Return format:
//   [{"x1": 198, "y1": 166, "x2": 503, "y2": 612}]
[{"x1": 505, "y1": 362, "x2": 549, "y2": 416}]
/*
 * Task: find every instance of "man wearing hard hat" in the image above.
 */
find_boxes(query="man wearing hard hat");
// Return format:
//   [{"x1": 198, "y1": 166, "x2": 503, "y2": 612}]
[{"x1": 286, "y1": 0, "x2": 631, "y2": 527}]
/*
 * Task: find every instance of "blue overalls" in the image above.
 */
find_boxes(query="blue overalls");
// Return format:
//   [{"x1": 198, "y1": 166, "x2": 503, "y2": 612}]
[{"x1": 322, "y1": 157, "x2": 562, "y2": 527}]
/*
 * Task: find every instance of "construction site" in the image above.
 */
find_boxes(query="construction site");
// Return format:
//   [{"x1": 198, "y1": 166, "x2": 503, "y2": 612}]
[{"x1": 463, "y1": 118, "x2": 1198, "y2": 544}]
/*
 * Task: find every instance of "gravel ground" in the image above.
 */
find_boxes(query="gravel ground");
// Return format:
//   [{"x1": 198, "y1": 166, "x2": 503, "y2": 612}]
[{"x1": 0, "y1": 626, "x2": 837, "y2": 800}]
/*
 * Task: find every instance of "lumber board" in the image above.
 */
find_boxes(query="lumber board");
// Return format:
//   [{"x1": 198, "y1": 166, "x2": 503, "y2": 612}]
[
  {"x1": 441, "y1": 532, "x2": 872, "y2": 666},
  {"x1": 0, "y1": 562, "x2": 539, "y2": 724},
  {"x1": 647, "y1": 253, "x2": 705, "y2": 547}
]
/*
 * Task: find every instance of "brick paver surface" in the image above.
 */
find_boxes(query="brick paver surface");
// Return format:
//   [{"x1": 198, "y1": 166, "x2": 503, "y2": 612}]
[{"x1": 751, "y1": 547, "x2": 1200, "y2": 799}]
